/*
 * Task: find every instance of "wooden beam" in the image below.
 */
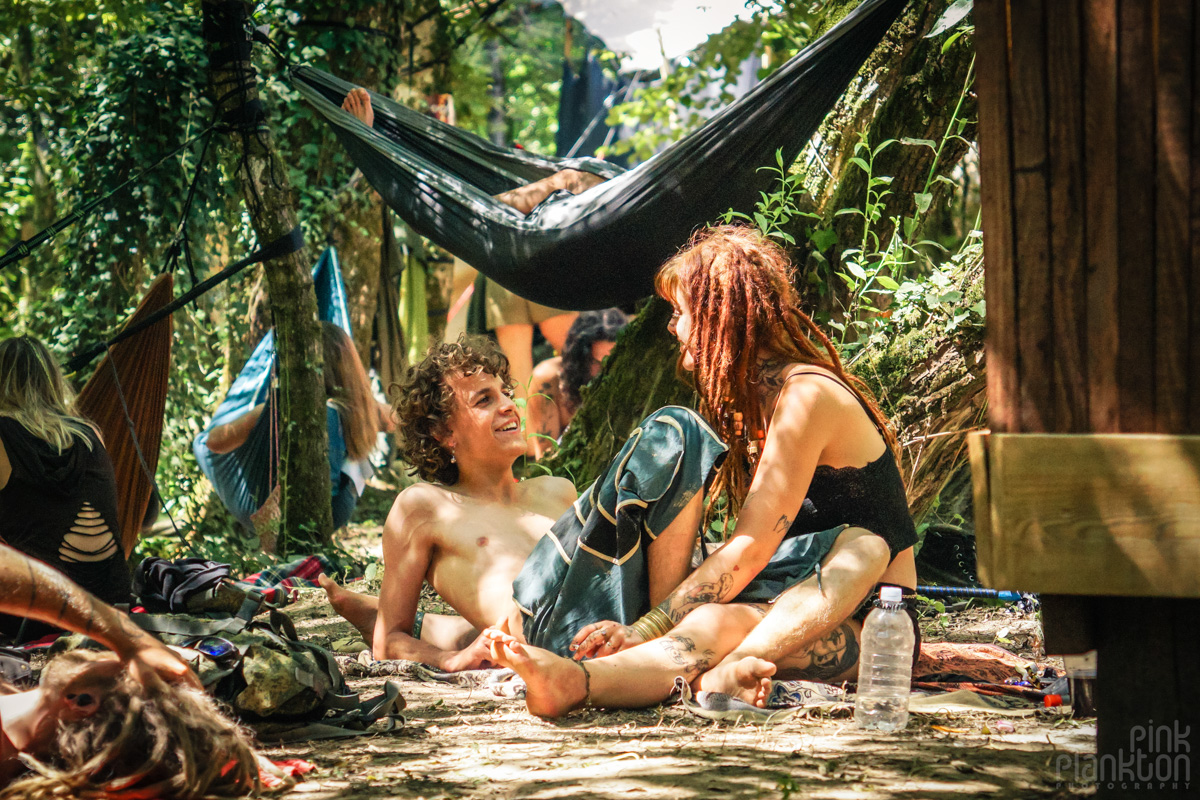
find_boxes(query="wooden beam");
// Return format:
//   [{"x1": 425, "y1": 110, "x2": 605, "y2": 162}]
[
  {"x1": 974, "y1": 0, "x2": 1019, "y2": 433},
  {"x1": 1116, "y1": 0, "x2": 1157, "y2": 431},
  {"x1": 1009, "y1": 0, "x2": 1054, "y2": 432},
  {"x1": 1155, "y1": 0, "x2": 1194, "y2": 434},
  {"x1": 1046, "y1": 0, "x2": 1088, "y2": 431},
  {"x1": 973, "y1": 433, "x2": 1200, "y2": 598},
  {"x1": 1083, "y1": 0, "x2": 1120, "y2": 434}
]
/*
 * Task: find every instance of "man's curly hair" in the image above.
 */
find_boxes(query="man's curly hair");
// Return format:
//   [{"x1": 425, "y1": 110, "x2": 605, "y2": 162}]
[{"x1": 392, "y1": 336, "x2": 513, "y2": 484}]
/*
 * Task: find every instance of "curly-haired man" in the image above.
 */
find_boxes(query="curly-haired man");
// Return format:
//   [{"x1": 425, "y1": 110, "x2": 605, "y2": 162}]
[{"x1": 322, "y1": 336, "x2": 724, "y2": 671}]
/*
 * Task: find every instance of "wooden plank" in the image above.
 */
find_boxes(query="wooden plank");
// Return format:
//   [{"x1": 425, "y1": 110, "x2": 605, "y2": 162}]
[
  {"x1": 966, "y1": 432, "x2": 995, "y2": 588},
  {"x1": 1083, "y1": 0, "x2": 1120, "y2": 433},
  {"x1": 1008, "y1": 0, "x2": 1053, "y2": 433},
  {"x1": 1115, "y1": 0, "x2": 1157, "y2": 431},
  {"x1": 1095, "y1": 597, "x2": 1200, "y2": 799},
  {"x1": 1155, "y1": 0, "x2": 1193, "y2": 434},
  {"x1": 1045, "y1": 0, "x2": 1088, "y2": 431},
  {"x1": 974, "y1": 0, "x2": 1019, "y2": 433},
  {"x1": 1192, "y1": 8, "x2": 1200, "y2": 433},
  {"x1": 978, "y1": 433, "x2": 1200, "y2": 598},
  {"x1": 1039, "y1": 595, "x2": 1096, "y2": 655}
]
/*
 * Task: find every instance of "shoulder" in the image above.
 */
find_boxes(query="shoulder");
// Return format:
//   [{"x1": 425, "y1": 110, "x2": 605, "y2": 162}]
[
  {"x1": 385, "y1": 482, "x2": 448, "y2": 536},
  {"x1": 522, "y1": 475, "x2": 577, "y2": 509}
]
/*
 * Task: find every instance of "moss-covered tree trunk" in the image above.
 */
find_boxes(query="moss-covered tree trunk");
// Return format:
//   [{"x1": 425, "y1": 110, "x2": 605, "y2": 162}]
[
  {"x1": 203, "y1": 0, "x2": 333, "y2": 548},
  {"x1": 549, "y1": 0, "x2": 978, "y2": 491},
  {"x1": 853, "y1": 241, "x2": 986, "y2": 526},
  {"x1": 543, "y1": 299, "x2": 695, "y2": 488}
]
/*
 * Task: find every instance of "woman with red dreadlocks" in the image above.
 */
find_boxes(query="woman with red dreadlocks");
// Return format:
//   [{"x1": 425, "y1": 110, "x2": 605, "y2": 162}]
[{"x1": 483, "y1": 225, "x2": 918, "y2": 716}]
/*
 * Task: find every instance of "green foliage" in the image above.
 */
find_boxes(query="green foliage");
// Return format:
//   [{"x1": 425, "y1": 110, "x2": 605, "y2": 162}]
[
  {"x1": 721, "y1": 149, "x2": 818, "y2": 246},
  {"x1": 602, "y1": 0, "x2": 821, "y2": 162}
]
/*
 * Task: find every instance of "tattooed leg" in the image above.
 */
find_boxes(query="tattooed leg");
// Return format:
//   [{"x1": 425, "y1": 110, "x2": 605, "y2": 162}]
[
  {"x1": 697, "y1": 527, "x2": 888, "y2": 704},
  {"x1": 486, "y1": 602, "x2": 763, "y2": 716},
  {"x1": 772, "y1": 620, "x2": 862, "y2": 683}
]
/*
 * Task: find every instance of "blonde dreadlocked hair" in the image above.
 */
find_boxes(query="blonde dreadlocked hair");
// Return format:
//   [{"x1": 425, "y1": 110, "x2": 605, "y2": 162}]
[
  {"x1": 0, "y1": 650, "x2": 259, "y2": 800},
  {"x1": 655, "y1": 225, "x2": 898, "y2": 525}
]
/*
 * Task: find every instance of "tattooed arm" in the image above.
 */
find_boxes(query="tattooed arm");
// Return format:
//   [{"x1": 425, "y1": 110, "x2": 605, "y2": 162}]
[
  {"x1": 654, "y1": 375, "x2": 838, "y2": 624},
  {"x1": 0, "y1": 544, "x2": 200, "y2": 688}
]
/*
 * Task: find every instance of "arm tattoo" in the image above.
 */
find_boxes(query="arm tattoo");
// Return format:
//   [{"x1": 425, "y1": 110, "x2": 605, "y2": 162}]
[
  {"x1": 772, "y1": 514, "x2": 792, "y2": 534},
  {"x1": 659, "y1": 572, "x2": 734, "y2": 623},
  {"x1": 777, "y1": 623, "x2": 860, "y2": 682},
  {"x1": 657, "y1": 634, "x2": 716, "y2": 677}
]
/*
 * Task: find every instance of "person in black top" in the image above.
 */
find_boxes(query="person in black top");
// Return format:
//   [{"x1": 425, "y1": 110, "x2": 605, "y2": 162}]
[
  {"x1": 0, "y1": 336, "x2": 131, "y2": 640},
  {"x1": 480, "y1": 225, "x2": 920, "y2": 716}
]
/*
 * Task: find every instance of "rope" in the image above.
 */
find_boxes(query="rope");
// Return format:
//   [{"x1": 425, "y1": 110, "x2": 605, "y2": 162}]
[
  {"x1": 65, "y1": 226, "x2": 305, "y2": 373},
  {"x1": 163, "y1": 126, "x2": 216, "y2": 287},
  {"x1": 105, "y1": 355, "x2": 198, "y2": 557},
  {"x1": 0, "y1": 124, "x2": 216, "y2": 271},
  {"x1": 916, "y1": 585, "x2": 1025, "y2": 602}
]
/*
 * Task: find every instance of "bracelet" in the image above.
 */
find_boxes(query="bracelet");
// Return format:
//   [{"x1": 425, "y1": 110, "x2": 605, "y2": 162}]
[{"x1": 630, "y1": 607, "x2": 675, "y2": 641}]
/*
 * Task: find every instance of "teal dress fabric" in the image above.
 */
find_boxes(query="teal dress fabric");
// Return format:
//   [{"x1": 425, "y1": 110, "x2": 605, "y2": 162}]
[
  {"x1": 513, "y1": 406, "x2": 853, "y2": 656},
  {"x1": 513, "y1": 407, "x2": 727, "y2": 655}
]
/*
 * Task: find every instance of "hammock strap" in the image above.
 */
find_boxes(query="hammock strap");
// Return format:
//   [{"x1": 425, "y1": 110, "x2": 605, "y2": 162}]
[
  {"x1": 164, "y1": 126, "x2": 216, "y2": 287},
  {"x1": 0, "y1": 124, "x2": 216, "y2": 271},
  {"x1": 105, "y1": 354, "x2": 197, "y2": 557},
  {"x1": 66, "y1": 226, "x2": 305, "y2": 373}
]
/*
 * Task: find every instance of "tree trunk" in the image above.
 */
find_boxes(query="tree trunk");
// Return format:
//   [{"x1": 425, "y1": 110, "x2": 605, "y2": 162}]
[
  {"x1": 202, "y1": 0, "x2": 333, "y2": 549},
  {"x1": 852, "y1": 240, "x2": 986, "y2": 525},
  {"x1": 798, "y1": 0, "x2": 977, "y2": 317},
  {"x1": 549, "y1": 1, "x2": 979, "y2": 491},
  {"x1": 543, "y1": 299, "x2": 695, "y2": 488}
]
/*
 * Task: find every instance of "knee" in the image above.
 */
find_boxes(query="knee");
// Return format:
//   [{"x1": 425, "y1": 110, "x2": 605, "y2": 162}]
[
  {"x1": 839, "y1": 527, "x2": 890, "y2": 576},
  {"x1": 642, "y1": 405, "x2": 708, "y2": 436}
]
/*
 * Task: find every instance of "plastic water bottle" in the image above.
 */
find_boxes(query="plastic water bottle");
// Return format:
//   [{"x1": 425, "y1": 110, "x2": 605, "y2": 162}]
[{"x1": 854, "y1": 585, "x2": 915, "y2": 732}]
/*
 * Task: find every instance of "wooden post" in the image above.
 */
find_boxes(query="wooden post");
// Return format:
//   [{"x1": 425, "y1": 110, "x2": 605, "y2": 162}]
[
  {"x1": 975, "y1": 0, "x2": 1199, "y2": 795},
  {"x1": 202, "y1": 0, "x2": 334, "y2": 548}
]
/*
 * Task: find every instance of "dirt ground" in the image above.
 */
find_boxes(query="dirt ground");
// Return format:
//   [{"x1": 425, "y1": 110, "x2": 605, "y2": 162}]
[{"x1": 256, "y1": 512, "x2": 1098, "y2": 800}]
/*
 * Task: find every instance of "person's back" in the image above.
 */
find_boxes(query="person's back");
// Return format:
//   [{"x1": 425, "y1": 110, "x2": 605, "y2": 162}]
[{"x1": 0, "y1": 337, "x2": 130, "y2": 640}]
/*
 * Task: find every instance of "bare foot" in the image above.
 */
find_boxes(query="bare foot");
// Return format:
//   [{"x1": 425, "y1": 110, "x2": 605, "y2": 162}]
[
  {"x1": 482, "y1": 628, "x2": 588, "y2": 717},
  {"x1": 696, "y1": 656, "x2": 776, "y2": 707},
  {"x1": 341, "y1": 87, "x2": 374, "y2": 128},
  {"x1": 318, "y1": 574, "x2": 378, "y2": 642}
]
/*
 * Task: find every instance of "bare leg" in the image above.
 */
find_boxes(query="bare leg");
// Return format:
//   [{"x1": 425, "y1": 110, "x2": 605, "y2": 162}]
[
  {"x1": 697, "y1": 527, "x2": 888, "y2": 703},
  {"x1": 537, "y1": 312, "x2": 578, "y2": 353},
  {"x1": 645, "y1": 490, "x2": 704, "y2": 607},
  {"x1": 494, "y1": 323, "x2": 535, "y2": 440},
  {"x1": 319, "y1": 575, "x2": 477, "y2": 650},
  {"x1": 484, "y1": 602, "x2": 764, "y2": 717}
]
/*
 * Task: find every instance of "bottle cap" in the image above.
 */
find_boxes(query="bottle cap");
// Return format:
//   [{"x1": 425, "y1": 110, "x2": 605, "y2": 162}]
[
  {"x1": 1044, "y1": 694, "x2": 1063, "y2": 708},
  {"x1": 880, "y1": 585, "x2": 903, "y2": 603}
]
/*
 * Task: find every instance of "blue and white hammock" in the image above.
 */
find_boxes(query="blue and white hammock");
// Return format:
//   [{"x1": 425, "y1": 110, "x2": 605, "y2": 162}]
[{"x1": 193, "y1": 248, "x2": 370, "y2": 529}]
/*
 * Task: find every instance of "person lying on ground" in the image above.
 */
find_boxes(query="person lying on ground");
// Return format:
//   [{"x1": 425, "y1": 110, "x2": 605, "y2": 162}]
[
  {"x1": 0, "y1": 335, "x2": 131, "y2": 642},
  {"x1": 342, "y1": 86, "x2": 599, "y2": 444},
  {"x1": 0, "y1": 542, "x2": 259, "y2": 797},
  {"x1": 328, "y1": 226, "x2": 918, "y2": 706},
  {"x1": 206, "y1": 321, "x2": 391, "y2": 538},
  {"x1": 474, "y1": 225, "x2": 919, "y2": 716},
  {"x1": 526, "y1": 308, "x2": 628, "y2": 459}
]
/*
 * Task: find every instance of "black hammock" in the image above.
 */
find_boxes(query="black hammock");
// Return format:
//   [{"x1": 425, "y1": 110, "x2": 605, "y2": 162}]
[{"x1": 293, "y1": 0, "x2": 908, "y2": 310}]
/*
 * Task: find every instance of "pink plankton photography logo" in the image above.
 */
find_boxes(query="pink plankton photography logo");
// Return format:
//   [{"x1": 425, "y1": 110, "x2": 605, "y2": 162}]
[{"x1": 1054, "y1": 721, "x2": 1191, "y2": 791}]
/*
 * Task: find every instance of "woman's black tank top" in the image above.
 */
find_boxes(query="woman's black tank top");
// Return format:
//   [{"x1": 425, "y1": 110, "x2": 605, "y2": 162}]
[{"x1": 778, "y1": 372, "x2": 918, "y2": 561}]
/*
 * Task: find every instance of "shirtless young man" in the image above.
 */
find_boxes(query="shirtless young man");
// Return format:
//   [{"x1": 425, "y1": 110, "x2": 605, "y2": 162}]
[{"x1": 323, "y1": 337, "x2": 712, "y2": 671}]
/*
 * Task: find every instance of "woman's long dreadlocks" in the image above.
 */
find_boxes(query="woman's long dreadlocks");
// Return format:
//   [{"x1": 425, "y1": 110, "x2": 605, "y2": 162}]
[{"x1": 655, "y1": 225, "x2": 898, "y2": 526}]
